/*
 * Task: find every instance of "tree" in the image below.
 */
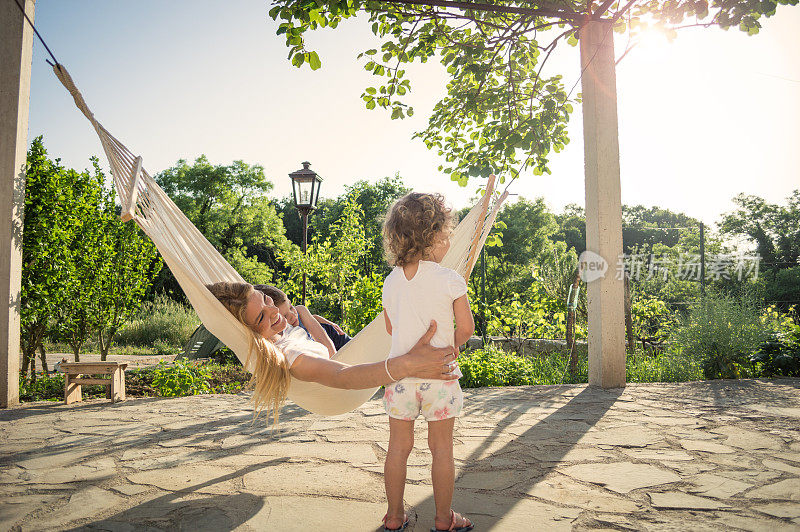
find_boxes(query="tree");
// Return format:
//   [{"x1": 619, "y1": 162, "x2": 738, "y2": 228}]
[
  {"x1": 279, "y1": 197, "x2": 374, "y2": 329},
  {"x1": 621, "y1": 205, "x2": 702, "y2": 255},
  {"x1": 268, "y1": 0, "x2": 795, "y2": 188},
  {"x1": 95, "y1": 190, "x2": 162, "y2": 361},
  {"x1": 552, "y1": 203, "x2": 586, "y2": 255},
  {"x1": 276, "y1": 174, "x2": 410, "y2": 275},
  {"x1": 719, "y1": 190, "x2": 800, "y2": 272},
  {"x1": 155, "y1": 156, "x2": 294, "y2": 294},
  {"x1": 54, "y1": 161, "x2": 108, "y2": 361},
  {"x1": 21, "y1": 138, "x2": 73, "y2": 378},
  {"x1": 717, "y1": 190, "x2": 800, "y2": 308}
]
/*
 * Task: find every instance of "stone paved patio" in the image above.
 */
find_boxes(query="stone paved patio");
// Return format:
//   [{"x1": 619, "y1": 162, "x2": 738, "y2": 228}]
[{"x1": 1, "y1": 379, "x2": 799, "y2": 531}]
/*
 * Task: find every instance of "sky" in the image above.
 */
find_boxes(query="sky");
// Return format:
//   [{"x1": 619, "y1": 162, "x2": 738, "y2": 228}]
[{"x1": 25, "y1": 1, "x2": 800, "y2": 228}]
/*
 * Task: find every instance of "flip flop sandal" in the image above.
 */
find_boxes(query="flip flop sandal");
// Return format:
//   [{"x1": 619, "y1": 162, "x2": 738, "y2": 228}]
[
  {"x1": 382, "y1": 513, "x2": 410, "y2": 531},
  {"x1": 430, "y1": 509, "x2": 474, "y2": 532}
]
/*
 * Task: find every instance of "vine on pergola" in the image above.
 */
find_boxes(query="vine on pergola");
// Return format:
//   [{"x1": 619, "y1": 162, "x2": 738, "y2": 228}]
[{"x1": 268, "y1": 0, "x2": 795, "y2": 187}]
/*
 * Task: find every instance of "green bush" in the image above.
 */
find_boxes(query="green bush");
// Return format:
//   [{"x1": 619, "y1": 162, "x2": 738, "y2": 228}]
[
  {"x1": 459, "y1": 346, "x2": 703, "y2": 388},
  {"x1": 115, "y1": 294, "x2": 199, "y2": 347},
  {"x1": 458, "y1": 347, "x2": 587, "y2": 387},
  {"x1": 668, "y1": 294, "x2": 771, "y2": 379},
  {"x1": 751, "y1": 321, "x2": 800, "y2": 377},
  {"x1": 151, "y1": 359, "x2": 211, "y2": 397},
  {"x1": 18, "y1": 371, "x2": 109, "y2": 401},
  {"x1": 626, "y1": 349, "x2": 702, "y2": 383},
  {"x1": 631, "y1": 297, "x2": 679, "y2": 347},
  {"x1": 19, "y1": 372, "x2": 64, "y2": 401}
]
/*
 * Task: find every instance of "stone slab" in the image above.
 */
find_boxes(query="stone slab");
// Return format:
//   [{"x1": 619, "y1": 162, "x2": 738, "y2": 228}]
[
  {"x1": 680, "y1": 440, "x2": 735, "y2": 454},
  {"x1": 0, "y1": 494, "x2": 62, "y2": 530},
  {"x1": 745, "y1": 479, "x2": 800, "y2": 501},
  {"x1": 712, "y1": 426, "x2": 783, "y2": 451},
  {"x1": 621, "y1": 448, "x2": 694, "y2": 462},
  {"x1": 753, "y1": 502, "x2": 800, "y2": 519},
  {"x1": 524, "y1": 473, "x2": 640, "y2": 513},
  {"x1": 243, "y1": 441, "x2": 378, "y2": 465},
  {"x1": 687, "y1": 473, "x2": 752, "y2": 499},
  {"x1": 243, "y1": 462, "x2": 384, "y2": 502},
  {"x1": 128, "y1": 464, "x2": 237, "y2": 494},
  {"x1": 763, "y1": 458, "x2": 800, "y2": 475},
  {"x1": 240, "y1": 495, "x2": 386, "y2": 530},
  {"x1": 578, "y1": 427, "x2": 663, "y2": 448},
  {"x1": 712, "y1": 512, "x2": 800, "y2": 532},
  {"x1": 110, "y1": 482, "x2": 151, "y2": 496},
  {"x1": 35, "y1": 486, "x2": 123, "y2": 529},
  {"x1": 561, "y1": 462, "x2": 681, "y2": 494},
  {"x1": 648, "y1": 491, "x2": 728, "y2": 510}
]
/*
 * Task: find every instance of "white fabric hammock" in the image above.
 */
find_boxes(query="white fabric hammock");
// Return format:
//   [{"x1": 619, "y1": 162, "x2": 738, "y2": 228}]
[{"x1": 52, "y1": 63, "x2": 508, "y2": 416}]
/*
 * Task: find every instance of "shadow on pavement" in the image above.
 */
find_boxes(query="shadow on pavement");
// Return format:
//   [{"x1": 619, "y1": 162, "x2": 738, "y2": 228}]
[
  {"x1": 71, "y1": 461, "x2": 286, "y2": 531},
  {"x1": 403, "y1": 385, "x2": 623, "y2": 528}
]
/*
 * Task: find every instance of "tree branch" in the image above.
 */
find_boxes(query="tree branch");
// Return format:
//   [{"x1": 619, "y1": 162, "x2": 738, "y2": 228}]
[{"x1": 381, "y1": 0, "x2": 582, "y2": 20}]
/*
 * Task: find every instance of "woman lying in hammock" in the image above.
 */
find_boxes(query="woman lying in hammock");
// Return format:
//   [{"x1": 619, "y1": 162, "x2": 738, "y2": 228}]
[{"x1": 207, "y1": 282, "x2": 459, "y2": 421}]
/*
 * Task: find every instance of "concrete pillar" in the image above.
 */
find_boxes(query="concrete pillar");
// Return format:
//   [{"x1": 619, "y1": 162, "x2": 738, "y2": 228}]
[
  {"x1": 0, "y1": 0, "x2": 35, "y2": 407},
  {"x1": 579, "y1": 20, "x2": 626, "y2": 389}
]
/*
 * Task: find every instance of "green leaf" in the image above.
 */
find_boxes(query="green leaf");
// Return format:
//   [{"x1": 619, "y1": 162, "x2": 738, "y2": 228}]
[{"x1": 308, "y1": 51, "x2": 322, "y2": 70}]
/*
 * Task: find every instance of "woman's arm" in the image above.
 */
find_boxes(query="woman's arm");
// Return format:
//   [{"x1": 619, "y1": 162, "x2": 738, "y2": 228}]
[
  {"x1": 289, "y1": 321, "x2": 457, "y2": 389},
  {"x1": 295, "y1": 305, "x2": 336, "y2": 357},
  {"x1": 453, "y1": 294, "x2": 475, "y2": 349}
]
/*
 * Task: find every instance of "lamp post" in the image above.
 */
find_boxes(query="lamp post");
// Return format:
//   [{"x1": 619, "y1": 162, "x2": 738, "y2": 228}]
[{"x1": 289, "y1": 161, "x2": 322, "y2": 306}]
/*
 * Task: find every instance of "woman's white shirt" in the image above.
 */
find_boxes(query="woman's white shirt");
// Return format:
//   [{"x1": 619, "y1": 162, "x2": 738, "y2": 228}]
[{"x1": 274, "y1": 324, "x2": 330, "y2": 367}]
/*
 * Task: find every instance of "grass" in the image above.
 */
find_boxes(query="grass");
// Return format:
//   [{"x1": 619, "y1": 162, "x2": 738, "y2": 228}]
[{"x1": 114, "y1": 294, "x2": 199, "y2": 348}]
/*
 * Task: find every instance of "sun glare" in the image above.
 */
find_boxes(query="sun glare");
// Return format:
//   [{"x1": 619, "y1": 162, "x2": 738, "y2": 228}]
[{"x1": 632, "y1": 27, "x2": 673, "y2": 62}]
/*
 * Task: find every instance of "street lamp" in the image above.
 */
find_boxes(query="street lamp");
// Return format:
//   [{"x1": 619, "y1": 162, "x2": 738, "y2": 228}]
[{"x1": 289, "y1": 161, "x2": 322, "y2": 306}]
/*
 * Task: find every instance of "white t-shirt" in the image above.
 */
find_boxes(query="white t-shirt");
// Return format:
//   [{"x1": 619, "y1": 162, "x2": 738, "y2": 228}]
[
  {"x1": 273, "y1": 324, "x2": 330, "y2": 368},
  {"x1": 382, "y1": 260, "x2": 468, "y2": 383}
]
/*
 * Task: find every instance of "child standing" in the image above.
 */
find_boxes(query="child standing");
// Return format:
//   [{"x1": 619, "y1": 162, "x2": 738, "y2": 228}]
[{"x1": 380, "y1": 192, "x2": 475, "y2": 532}]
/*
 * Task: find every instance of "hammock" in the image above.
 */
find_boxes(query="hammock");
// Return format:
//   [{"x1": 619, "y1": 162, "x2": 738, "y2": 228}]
[{"x1": 51, "y1": 63, "x2": 508, "y2": 416}]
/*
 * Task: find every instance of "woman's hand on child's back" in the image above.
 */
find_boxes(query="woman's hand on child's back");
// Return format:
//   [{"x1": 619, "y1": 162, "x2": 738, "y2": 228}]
[{"x1": 401, "y1": 321, "x2": 459, "y2": 380}]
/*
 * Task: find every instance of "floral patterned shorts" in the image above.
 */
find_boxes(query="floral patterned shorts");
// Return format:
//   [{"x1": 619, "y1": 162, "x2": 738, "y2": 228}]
[{"x1": 383, "y1": 380, "x2": 463, "y2": 421}]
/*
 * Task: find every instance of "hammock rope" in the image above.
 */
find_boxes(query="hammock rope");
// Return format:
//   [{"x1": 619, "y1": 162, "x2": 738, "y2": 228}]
[{"x1": 50, "y1": 62, "x2": 507, "y2": 416}]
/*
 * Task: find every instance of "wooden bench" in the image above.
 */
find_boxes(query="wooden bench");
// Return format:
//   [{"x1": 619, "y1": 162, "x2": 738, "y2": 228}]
[{"x1": 57, "y1": 362, "x2": 127, "y2": 404}]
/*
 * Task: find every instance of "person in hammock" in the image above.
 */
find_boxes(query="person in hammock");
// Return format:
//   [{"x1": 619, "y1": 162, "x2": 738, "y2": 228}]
[
  {"x1": 206, "y1": 282, "x2": 459, "y2": 422},
  {"x1": 254, "y1": 284, "x2": 352, "y2": 354}
]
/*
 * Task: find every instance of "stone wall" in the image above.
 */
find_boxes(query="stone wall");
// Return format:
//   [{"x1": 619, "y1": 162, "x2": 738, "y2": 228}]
[{"x1": 464, "y1": 336, "x2": 588, "y2": 358}]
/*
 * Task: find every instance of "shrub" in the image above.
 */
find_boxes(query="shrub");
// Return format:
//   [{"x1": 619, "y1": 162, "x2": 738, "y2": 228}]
[
  {"x1": 151, "y1": 359, "x2": 211, "y2": 397},
  {"x1": 458, "y1": 347, "x2": 586, "y2": 387},
  {"x1": 630, "y1": 297, "x2": 679, "y2": 347},
  {"x1": 115, "y1": 294, "x2": 199, "y2": 347},
  {"x1": 668, "y1": 294, "x2": 771, "y2": 379},
  {"x1": 18, "y1": 371, "x2": 108, "y2": 401},
  {"x1": 626, "y1": 349, "x2": 702, "y2": 383},
  {"x1": 751, "y1": 320, "x2": 800, "y2": 377},
  {"x1": 19, "y1": 372, "x2": 64, "y2": 401}
]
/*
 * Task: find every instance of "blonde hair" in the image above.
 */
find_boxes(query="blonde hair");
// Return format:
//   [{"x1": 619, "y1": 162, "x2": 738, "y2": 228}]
[
  {"x1": 206, "y1": 281, "x2": 291, "y2": 424},
  {"x1": 383, "y1": 192, "x2": 454, "y2": 267}
]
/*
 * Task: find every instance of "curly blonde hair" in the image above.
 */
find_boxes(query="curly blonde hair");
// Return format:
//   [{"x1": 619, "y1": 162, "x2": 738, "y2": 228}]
[
  {"x1": 383, "y1": 192, "x2": 454, "y2": 267},
  {"x1": 206, "y1": 282, "x2": 291, "y2": 425}
]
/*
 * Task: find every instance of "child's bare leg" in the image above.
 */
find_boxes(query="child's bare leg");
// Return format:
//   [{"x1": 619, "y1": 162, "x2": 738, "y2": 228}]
[
  {"x1": 428, "y1": 417, "x2": 456, "y2": 528},
  {"x1": 385, "y1": 417, "x2": 414, "y2": 529}
]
